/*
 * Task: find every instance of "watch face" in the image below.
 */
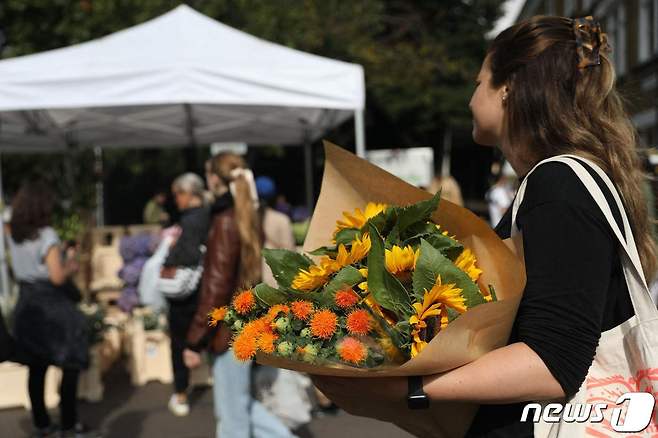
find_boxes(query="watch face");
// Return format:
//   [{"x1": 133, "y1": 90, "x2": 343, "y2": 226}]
[{"x1": 408, "y1": 394, "x2": 430, "y2": 410}]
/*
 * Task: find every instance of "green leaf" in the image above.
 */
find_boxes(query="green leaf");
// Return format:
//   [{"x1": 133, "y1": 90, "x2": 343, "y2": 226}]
[
  {"x1": 323, "y1": 266, "x2": 364, "y2": 296},
  {"x1": 488, "y1": 284, "x2": 498, "y2": 302},
  {"x1": 422, "y1": 232, "x2": 464, "y2": 261},
  {"x1": 253, "y1": 283, "x2": 287, "y2": 306},
  {"x1": 367, "y1": 208, "x2": 396, "y2": 235},
  {"x1": 394, "y1": 192, "x2": 441, "y2": 232},
  {"x1": 307, "y1": 246, "x2": 337, "y2": 257},
  {"x1": 335, "y1": 228, "x2": 360, "y2": 246},
  {"x1": 366, "y1": 224, "x2": 413, "y2": 320},
  {"x1": 412, "y1": 239, "x2": 485, "y2": 308},
  {"x1": 263, "y1": 248, "x2": 313, "y2": 288}
]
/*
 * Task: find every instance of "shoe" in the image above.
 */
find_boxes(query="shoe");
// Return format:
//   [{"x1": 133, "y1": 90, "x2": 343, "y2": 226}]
[
  {"x1": 168, "y1": 394, "x2": 190, "y2": 417},
  {"x1": 31, "y1": 424, "x2": 58, "y2": 438},
  {"x1": 58, "y1": 422, "x2": 101, "y2": 438}
]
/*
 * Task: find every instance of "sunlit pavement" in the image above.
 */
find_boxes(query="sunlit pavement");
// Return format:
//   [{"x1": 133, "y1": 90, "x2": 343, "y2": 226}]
[{"x1": 0, "y1": 363, "x2": 412, "y2": 438}]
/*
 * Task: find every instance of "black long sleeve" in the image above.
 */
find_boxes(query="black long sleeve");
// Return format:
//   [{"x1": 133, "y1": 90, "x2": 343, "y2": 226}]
[
  {"x1": 467, "y1": 159, "x2": 634, "y2": 437},
  {"x1": 164, "y1": 206, "x2": 210, "y2": 267}
]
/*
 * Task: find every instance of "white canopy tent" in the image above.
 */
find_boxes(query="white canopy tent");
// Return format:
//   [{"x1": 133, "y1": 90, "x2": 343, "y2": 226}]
[{"x1": 0, "y1": 5, "x2": 366, "y2": 295}]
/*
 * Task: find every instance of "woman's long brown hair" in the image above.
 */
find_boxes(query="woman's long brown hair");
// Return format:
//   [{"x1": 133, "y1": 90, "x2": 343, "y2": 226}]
[
  {"x1": 10, "y1": 180, "x2": 55, "y2": 243},
  {"x1": 209, "y1": 153, "x2": 262, "y2": 287},
  {"x1": 488, "y1": 15, "x2": 657, "y2": 281}
]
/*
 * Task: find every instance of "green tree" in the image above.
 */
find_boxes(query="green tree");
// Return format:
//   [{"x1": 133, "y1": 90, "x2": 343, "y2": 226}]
[{"x1": 0, "y1": 0, "x2": 503, "y2": 222}]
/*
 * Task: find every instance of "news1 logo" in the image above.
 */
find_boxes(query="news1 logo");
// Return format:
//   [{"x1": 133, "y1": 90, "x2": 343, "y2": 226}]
[{"x1": 521, "y1": 392, "x2": 656, "y2": 432}]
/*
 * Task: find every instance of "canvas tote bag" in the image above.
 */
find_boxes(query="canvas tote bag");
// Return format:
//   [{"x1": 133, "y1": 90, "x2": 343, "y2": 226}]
[{"x1": 511, "y1": 154, "x2": 658, "y2": 437}]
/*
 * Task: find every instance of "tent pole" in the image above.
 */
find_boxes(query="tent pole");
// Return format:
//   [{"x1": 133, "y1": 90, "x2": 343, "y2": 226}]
[
  {"x1": 94, "y1": 147, "x2": 104, "y2": 226},
  {"x1": 441, "y1": 126, "x2": 452, "y2": 178},
  {"x1": 0, "y1": 153, "x2": 9, "y2": 296},
  {"x1": 303, "y1": 135, "x2": 314, "y2": 214},
  {"x1": 355, "y1": 109, "x2": 366, "y2": 158}
]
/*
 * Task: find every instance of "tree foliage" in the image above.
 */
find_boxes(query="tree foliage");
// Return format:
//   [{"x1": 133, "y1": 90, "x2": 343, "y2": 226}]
[{"x1": 0, "y1": 0, "x2": 503, "y2": 223}]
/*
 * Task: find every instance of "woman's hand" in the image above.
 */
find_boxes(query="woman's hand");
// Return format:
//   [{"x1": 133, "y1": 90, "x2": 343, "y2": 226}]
[{"x1": 183, "y1": 348, "x2": 202, "y2": 369}]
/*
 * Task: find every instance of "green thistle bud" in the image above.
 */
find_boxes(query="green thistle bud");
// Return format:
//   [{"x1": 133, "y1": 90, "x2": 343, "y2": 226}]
[
  {"x1": 232, "y1": 320, "x2": 243, "y2": 331},
  {"x1": 274, "y1": 317, "x2": 291, "y2": 333},
  {"x1": 302, "y1": 344, "x2": 318, "y2": 363},
  {"x1": 277, "y1": 341, "x2": 294, "y2": 357},
  {"x1": 300, "y1": 327, "x2": 312, "y2": 338}
]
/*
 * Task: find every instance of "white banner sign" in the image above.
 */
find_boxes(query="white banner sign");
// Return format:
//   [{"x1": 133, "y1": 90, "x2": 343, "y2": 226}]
[{"x1": 366, "y1": 147, "x2": 435, "y2": 188}]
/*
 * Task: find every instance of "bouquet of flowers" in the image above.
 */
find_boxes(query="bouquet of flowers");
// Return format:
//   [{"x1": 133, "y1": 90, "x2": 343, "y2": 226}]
[
  {"x1": 209, "y1": 142, "x2": 526, "y2": 436},
  {"x1": 212, "y1": 192, "x2": 497, "y2": 369}
]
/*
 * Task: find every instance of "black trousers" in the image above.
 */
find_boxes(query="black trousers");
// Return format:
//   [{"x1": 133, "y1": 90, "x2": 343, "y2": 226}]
[
  {"x1": 167, "y1": 292, "x2": 199, "y2": 394},
  {"x1": 29, "y1": 364, "x2": 79, "y2": 431}
]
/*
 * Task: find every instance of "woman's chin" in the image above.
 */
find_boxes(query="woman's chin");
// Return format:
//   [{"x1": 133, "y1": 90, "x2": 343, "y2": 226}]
[{"x1": 472, "y1": 130, "x2": 497, "y2": 147}]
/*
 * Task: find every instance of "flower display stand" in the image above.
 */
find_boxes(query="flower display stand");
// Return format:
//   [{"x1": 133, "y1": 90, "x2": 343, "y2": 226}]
[{"x1": 126, "y1": 310, "x2": 173, "y2": 386}]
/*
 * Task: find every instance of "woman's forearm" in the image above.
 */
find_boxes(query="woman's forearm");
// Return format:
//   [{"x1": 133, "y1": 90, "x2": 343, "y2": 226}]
[{"x1": 423, "y1": 342, "x2": 565, "y2": 404}]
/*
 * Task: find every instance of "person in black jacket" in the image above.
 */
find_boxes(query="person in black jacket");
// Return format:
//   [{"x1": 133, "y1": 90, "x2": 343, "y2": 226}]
[{"x1": 161, "y1": 172, "x2": 210, "y2": 417}]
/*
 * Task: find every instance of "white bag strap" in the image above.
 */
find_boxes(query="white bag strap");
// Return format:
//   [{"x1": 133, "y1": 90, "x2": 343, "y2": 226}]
[{"x1": 511, "y1": 155, "x2": 657, "y2": 322}]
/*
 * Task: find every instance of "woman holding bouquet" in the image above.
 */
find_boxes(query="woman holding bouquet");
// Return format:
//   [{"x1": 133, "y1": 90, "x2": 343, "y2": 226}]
[
  {"x1": 183, "y1": 153, "x2": 295, "y2": 438},
  {"x1": 314, "y1": 16, "x2": 656, "y2": 437}
]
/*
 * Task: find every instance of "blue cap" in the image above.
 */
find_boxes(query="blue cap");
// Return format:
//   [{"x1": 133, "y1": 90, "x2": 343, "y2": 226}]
[{"x1": 256, "y1": 176, "x2": 277, "y2": 199}]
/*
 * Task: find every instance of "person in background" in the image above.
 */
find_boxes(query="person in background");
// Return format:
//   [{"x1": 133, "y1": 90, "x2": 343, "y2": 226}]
[
  {"x1": 255, "y1": 176, "x2": 296, "y2": 285},
  {"x1": 184, "y1": 153, "x2": 296, "y2": 438},
  {"x1": 428, "y1": 175, "x2": 464, "y2": 206},
  {"x1": 254, "y1": 176, "x2": 313, "y2": 429},
  {"x1": 143, "y1": 190, "x2": 170, "y2": 225},
  {"x1": 485, "y1": 161, "x2": 517, "y2": 227},
  {"x1": 161, "y1": 173, "x2": 209, "y2": 417},
  {"x1": 7, "y1": 181, "x2": 94, "y2": 438}
]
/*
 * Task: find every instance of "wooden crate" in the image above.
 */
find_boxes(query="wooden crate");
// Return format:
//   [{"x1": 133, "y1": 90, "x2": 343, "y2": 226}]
[{"x1": 0, "y1": 362, "x2": 60, "y2": 410}]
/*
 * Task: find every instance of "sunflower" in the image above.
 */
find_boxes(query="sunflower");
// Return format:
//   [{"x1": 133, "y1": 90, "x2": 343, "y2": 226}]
[
  {"x1": 336, "y1": 337, "x2": 368, "y2": 364},
  {"x1": 233, "y1": 289, "x2": 256, "y2": 314},
  {"x1": 310, "y1": 309, "x2": 338, "y2": 339},
  {"x1": 346, "y1": 309, "x2": 372, "y2": 335},
  {"x1": 385, "y1": 245, "x2": 420, "y2": 278},
  {"x1": 334, "y1": 233, "x2": 372, "y2": 268},
  {"x1": 291, "y1": 257, "x2": 339, "y2": 291},
  {"x1": 409, "y1": 275, "x2": 466, "y2": 357},
  {"x1": 334, "y1": 203, "x2": 388, "y2": 236},
  {"x1": 208, "y1": 306, "x2": 228, "y2": 327},
  {"x1": 454, "y1": 248, "x2": 483, "y2": 282}
]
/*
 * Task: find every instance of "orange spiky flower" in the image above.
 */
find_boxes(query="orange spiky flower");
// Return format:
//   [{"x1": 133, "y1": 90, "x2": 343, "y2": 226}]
[
  {"x1": 256, "y1": 331, "x2": 278, "y2": 354},
  {"x1": 291, "y1": 300, "x2": 314, "y2": 320},
  {"x1": 233, "y1": 331, "x2": 257, "y2": 361},
  {"x1": 337, "y1": 337, "x2": 368, "y2": 364},
  {"x1": 310, "y1": 309, "x2": 338, "y2": 339},
  {"x1": 208, "y1": 306, "x2": 228, "y2": 327},
  {"x1": 346, "y1": 309, "x2": 372, "y2": 335},
  {"x1": 233, "y1": 289, "x2": 256, "y2": 314},
  {"x1": 335, "y1": 288, "x2": 359, "y2": 309}
]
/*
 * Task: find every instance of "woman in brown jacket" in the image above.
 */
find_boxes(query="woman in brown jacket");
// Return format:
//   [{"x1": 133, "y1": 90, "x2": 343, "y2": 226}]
[{"x1": 183, "y1": 153, "x2": 295, "y2": 438}]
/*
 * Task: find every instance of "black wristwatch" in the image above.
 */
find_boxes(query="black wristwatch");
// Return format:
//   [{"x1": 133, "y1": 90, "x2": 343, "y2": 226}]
[{"x1": 407, "y1": 375, "x2": 430, "y2": 409}]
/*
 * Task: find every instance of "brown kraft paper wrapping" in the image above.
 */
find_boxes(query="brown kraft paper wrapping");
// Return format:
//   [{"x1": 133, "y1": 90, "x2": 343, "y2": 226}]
[{"x1": 256, "y1": 141, "x2": 526, "y2": 437}]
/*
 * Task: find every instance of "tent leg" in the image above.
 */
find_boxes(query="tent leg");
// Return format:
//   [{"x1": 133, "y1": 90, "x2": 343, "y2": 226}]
[
  {"x1": 0, "y1": 153, "x2": 9, "y2": 296},
  {"x1": 355, "y1": 110, "x2": 366, "y2": 158},
  {"x1": 441, "y1": 126, "x2": 452, "y2": 178},
  {"x1": 304, "y1": 140, "x2": 314, "y2": 214},
  {"x1": 94, "y1": 147, "x2": 104, "y2": 227}
]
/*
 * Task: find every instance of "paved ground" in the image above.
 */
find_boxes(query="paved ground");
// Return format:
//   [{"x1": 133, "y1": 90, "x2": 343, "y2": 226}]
[{"x1": 0, "y1": 362, "x2": 413, "y2": 438}]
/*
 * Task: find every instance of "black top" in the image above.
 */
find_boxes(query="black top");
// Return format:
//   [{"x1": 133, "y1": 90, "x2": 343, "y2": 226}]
[
  {"x1": 164, "y1": 206, "x2": 210, "y2": 267},
  {"x1": 465, "y1": 159, "x2": 634, "y2": 437}
]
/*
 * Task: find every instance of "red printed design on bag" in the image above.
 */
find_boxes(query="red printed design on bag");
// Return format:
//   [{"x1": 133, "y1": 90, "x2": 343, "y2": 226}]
[{"x1": 585, "y1": 369, "x2": 658, "y2": 437}]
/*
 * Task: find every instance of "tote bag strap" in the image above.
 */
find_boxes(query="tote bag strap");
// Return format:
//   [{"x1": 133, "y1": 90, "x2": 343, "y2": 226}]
[{"x1": 511, "y1": 155, "x2": 657, "y2": 322}]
